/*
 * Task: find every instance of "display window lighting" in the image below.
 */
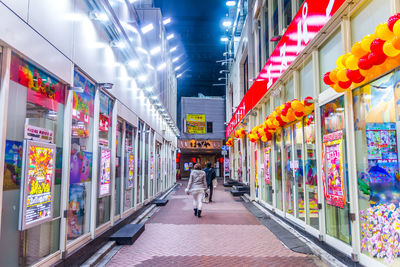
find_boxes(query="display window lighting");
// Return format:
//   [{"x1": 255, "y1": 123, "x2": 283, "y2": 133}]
[
  {"x1": 221, "y1": 37, "x2": 229, "y2": 42},
  {"x1": 157, "y1": 62, "x2": 167, "y2": 71},
  {"x1": 226, "y1": 0, "x2": 236, "y2": 6},
  {"x1": 150, "y1": 46, "x2": 161, "y2": 55},
  {"x1": 222, "y1": 20, "x2": 232, "y2": 27},
  {"x1": 141, "y1": 23, "x2": 154, "y2": 34},
  {"x1": 163, "y1": 18, "x2": 171, "y2": 25},
  {"x1": 172, "y1": 57, "x2": 179, "y2": 63},
  {"x1": 170, "y1": 46, "x2": 177, "y2": 52},
  {"x1": 167, "y1": 34, "x2": 174, "y2": 40}
]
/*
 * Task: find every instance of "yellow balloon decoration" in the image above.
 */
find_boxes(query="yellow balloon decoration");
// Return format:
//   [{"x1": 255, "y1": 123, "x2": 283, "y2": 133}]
[
  {"x1": 393, "y1": 20, "x2": 400, "y2": 37},
  {"x1": 360, "y1": 34, "x2": 375, "y2": 52},
  {"x1": 383, "y1": 41, "x2": 400, "y2": 57},
  {"x1": 345, "y1": 55, "x2": 359, "y2": 70},
  {"x1": 351, "y1": 41, "x2": 368, "y2": 57},
  {"x1": 337, "y1": 69, "x2": 349, "y2": 82},
  {"x1": 375, "y1": 22, "x2": 394, "y2": 41}
]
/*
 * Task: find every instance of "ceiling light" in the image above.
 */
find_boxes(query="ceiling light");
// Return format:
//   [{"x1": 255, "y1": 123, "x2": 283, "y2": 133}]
[
  {"x1": 145, "y1": 87, "x2": 152, "y2": 92},
  {"x1": 157, "y1": 62, "x2": 166, "y2": 71},
  {"x1": 146, "y1": 64, "x2": 155, "y2": 70},
  {"x1": 174, "y1": 65, "x2": 181, "y2": 71},
  {"x1": 221, "y1": 37, "x2": 229, "y2": 42},
  {"x1": 176, "y1": 73, "x2": 182, "y2": 78},
  {"x1": 172, "y1": 57, "x2": 179, "y2": 63},
  {"x1": 226, "y1": 0, "x2": 236, "y2": 6},
  {"x1": 128, "y1": 60, "x2": 139, "y2": 68},
  {"x1": 89, "y1": 11, "x2": 109, "y2": 22},
  {"x1": 110, "y1": 41, "x2": 125, "y2": 49},
  {"x1": 222, "y1": 20, "x2": 232, "y2": 27},
  {"x1": 150, "y1": 46, "x2": 161, "y2": 55},
  {"x1": 163, "y1": 18, "x2": 171, "y2": 25},
  {"x1": 167, "y1": 34, "x2": 174, "y2": 40},
  {"x1": 138, "y1": 75, "x2": 147, "y2": 82},
  {"x1": 141, "y1": 23, "x2": 154, "y2": 34},
  {"x1": 170, "y1": 46, "x2": 177, "y2": 52}
]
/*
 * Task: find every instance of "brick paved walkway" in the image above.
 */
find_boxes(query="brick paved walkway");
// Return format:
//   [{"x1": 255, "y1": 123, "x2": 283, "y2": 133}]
[{"x1": 107, "y1": 180, "x2": 324, "y2": 267}]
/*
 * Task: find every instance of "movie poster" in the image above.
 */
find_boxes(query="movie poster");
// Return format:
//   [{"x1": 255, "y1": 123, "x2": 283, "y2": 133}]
[
  {"x1": 3, "y1": 140, "x2": 23, "y2": 190},
  {"x1": 99, "y1": 148, "x2": 111, "y2": 197},
  {"x1": 264, "y1": 148, "x2": 270, "y2": 185},
  {"x1": 322, "y1": 131, "x2": 345, "y2": 208},
  {"x1": 126, "y1": 153, "x2": 134, "y2": 189},
  {"x1": 19, "y1": 141, "x2": 55, "y2": 230},
  {"x1": 67, "y1": 183, "x2": 85, "y2": 239}
]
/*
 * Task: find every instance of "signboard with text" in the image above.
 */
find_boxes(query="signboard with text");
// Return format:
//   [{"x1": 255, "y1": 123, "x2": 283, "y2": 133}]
[
  {"x1": 226, "y1": 0, "x2": 347, "y2": 138},
  {"x1": 186, "y1": 114, "x2": 206, "y2": 134},
  {"x1": 24, "y1": 125, "x2": 54, "y2": 143}
]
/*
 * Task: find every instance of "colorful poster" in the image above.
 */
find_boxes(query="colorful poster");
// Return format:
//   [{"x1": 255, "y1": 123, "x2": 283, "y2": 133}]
[
  {"x1": 19, "y1": 141, "x2": 55, "y2": 230},
  {"x1": 3, "y1": 140, "x2": 23, "y2": 190},
  {"x1": 126, "y1": 153, "x2": 134, "y2": 189},
  {"x1": 186, "y1": 114, "x2": 206, "y2": 134},
  {"x1": 72, "y1": 71, "x2": 95, "y2": 124},
  {"x1": 99, "y1": 92, "x2": 111, "y2": 132},
  {"x1": 264, "y1": 148, "x2": 270, "y2": 185},
  {"x1": 70, "y1": 151, "x2": 92, "y2": 184},
  {"x1": 99, "y1": 148, "x2": 111, "y2": 197},
  {"x1": 67, "y1": 183, "x2": 85, "y2": 239},
  {"x1": 322, "y1": 131, "x2": 345, "y2": 208},
  {"x1": 24, "y1": 124, "x2": 54, "y2": 143},
  {"x1": 150, "y1": 153, "x2": 154, "y2": 180},
  {"x1": 184, "y1": 163, "x2": 189, "y2": 171},
  {"x1": 224, "y1": 158, "x2": 230, "y2": 177},
  {"x1": 238, "y1": 152, "x2": 243, "y2": 182}
]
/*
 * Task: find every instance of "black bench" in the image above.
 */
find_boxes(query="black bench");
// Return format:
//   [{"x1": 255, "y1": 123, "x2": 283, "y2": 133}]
[
  {"x1": 109, "y1": 224, "x2": 145, "y2": 245},
  {"x1": 152, "y1": 199, "x2": 169, "y2": 206},
  {"x1": 231, "y1": 190, "x2": 247, "y2": 196},
  {"x1": 233, "y1": 185, "x2": 250, "y2": 191}
]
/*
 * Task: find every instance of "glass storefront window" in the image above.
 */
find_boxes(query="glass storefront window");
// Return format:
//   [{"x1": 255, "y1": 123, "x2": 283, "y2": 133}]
[
  {"x1": 304, "y1": 112, "x2": 319, "y2": 229},
  {"x1": 124, "y1": 123, "x2": 134, "y2": 211},
  {"x1": 275, "y1": 131, "x2": 283, "y2": 210},
  {"x1": 283, "y1": 0, "x2": 292, "y2": 30},
  {"x1": 144, "y1": 126, "x2": 150, "y2": 200},
  {"x1": 115, "y1": 120, "x2": 123, "y2": 216},
  {"x1": 321, "y1": 96, "x2": 351, "y2": 244},
  {"x1": 263, "y1": 141, "x2": 273, "y2": 205},
  {"x1": 353, "y1": 69, "x2": 400, "y2": 264},
  {"x1": 97, "y1": 92, "x2": 113, "y2": 227},
  {"x1": 2, "y1": 53, "x2": 66, "y2": 266},
  {"x1": 300, "y1": 59, "x2": 314, "y2": 99},
  {"x1": 68, "y1": 71, "x2": 95, "y2": 241},
  {"x1": 319, "y1": 30, "x2": 342, "y2": 92},
  {"x1": 284, "y1": 126, "x2": 294, "y2": 215},
  {"x1": 285, "y1": 78, "x2": 294, "y2": 102},
  {"x1": 271, "y1": 0, "x2": 279, "y2": 37},
  {"x1": 137, "y1": 121, "x2": 143, "y2": 203},
  {"x1": 294, "y1": 121, "x2": 305, "y2": 221}
]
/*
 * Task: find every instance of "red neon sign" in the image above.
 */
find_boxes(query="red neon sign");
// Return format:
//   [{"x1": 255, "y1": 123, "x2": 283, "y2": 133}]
[{"x1": 226, "y1": 0, "x2": 346, "y2": 138}]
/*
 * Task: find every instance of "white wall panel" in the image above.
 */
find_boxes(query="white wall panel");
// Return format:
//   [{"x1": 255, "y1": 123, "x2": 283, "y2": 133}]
[
  {"x1": 0, "y1": 3, "x2": 72, "y2": 83},
  {"x1": 0, "y1": 0, "x2": 29, "y2": 21}
]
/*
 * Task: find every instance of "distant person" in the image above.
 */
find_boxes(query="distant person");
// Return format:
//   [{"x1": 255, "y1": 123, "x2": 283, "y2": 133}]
[
  {"x1": 185, "y1": 163, "x2": 207, "y2": 217},
  {"x1": 204, "y1": 162, "x2": 216, "y2": 202}
]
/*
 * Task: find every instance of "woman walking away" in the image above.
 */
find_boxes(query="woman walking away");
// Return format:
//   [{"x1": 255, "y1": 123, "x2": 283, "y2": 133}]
[{"x1": 185, "y1": 163, "x2": 208, "y2": 217}]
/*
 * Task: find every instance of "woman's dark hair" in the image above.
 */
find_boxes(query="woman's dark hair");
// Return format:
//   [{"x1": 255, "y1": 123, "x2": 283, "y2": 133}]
[
  {"x1": 194, "y1": 163, "x2": 201, "y2": 170},
  {"x1": 206, "y1": 162, "x2": 212, "y2": 168}
]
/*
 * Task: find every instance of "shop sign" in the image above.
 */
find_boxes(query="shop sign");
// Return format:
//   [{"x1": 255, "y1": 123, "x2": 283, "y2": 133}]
[
  {"x1": 125, "y1": 152, "x2": 134, "y2": 189},
  {"x1": 178, "y1": 139, "x2": 223, "y2": 150},
  {"x1": 322, "y1": 130, "x2": 345, "y2": 208},
  {"x1": 264, "y1": 148, "x2": 270, "y2": 185},
  {"x1": 226, "y1": 0, "x2": 347, "y2": 138},
  {"x1": 24, "y1": 124, "x2": 54, "y2": 143},
  {"x1": 19, "y1": 140, "x2": 56, "y2": 230},
  {"x1": 99, "y1": 138, "x2": 109, "y2": 147},
  {"x1": 186, "y1": 114, "x2": 206, "y2": 134},
  {"x1": 98, "y1": 147, "x2": 111, "y2": 197}
]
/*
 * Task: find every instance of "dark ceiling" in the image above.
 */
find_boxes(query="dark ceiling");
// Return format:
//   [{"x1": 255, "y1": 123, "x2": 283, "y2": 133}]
[{"x1": 154, "y1": 0, "x2": 227, "y2": 99}]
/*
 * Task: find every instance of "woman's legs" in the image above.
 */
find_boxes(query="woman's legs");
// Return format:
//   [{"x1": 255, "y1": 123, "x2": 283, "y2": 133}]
[
  {"x1": 192, "y1": 191, "x2": 204, "y2": 216},
  {"x1": 196, "y1": 192, "x2": 203, "y2": 211}
]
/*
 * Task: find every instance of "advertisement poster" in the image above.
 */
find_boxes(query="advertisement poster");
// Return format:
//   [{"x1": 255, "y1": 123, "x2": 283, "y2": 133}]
[
  {"x1": 184, "y1": 163, "x2": 189, "y2": 171},
  {"x1": 99, "y1": 92, "x2": 111, "y2": 133},
  {"x1": 24, "y1": 124, "x2": 54, "y2": 143},
  {"x1": 72, "y1": 71, "x2": 95, "y2": 124},
  {"x1": 238, "y1": 152, "x2": 243, "y2": 182},
  {"x1": 224, "y1": 158, "x2": 230, "y2": 177},
  {"x1": 99, "y1": 148, "x2": 111, "y2": 197},
  {"x1": 19, "y1": 141, "x2": 55, "y2": 230},
  {"x1": 67, "y1": 183, "x2": 85, "y2": 239},
  {"x1": 3, "y1": 140, "x2": 23, "y2": 190},
  {"x1": 126, "y1": 153, "x2": 134, "y2": 189},
  {"x1": 186, "y1": 114, "x2": 206, "y2": 134},
  {"x1": 70, "y1": 151, "x2": 92, "y2": 184},
  {"x1": 264, "y1": 148, "x2": 270, "y2": 185},
  {"x1": 322, "y1": 131, "x2": 346, "y2": 208}
]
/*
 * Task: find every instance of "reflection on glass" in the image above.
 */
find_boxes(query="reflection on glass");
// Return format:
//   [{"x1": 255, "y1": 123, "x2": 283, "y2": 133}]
[
  {"x1": 294, "y1": 121, "x2": 304, "y2": 220},
  {"x1": 321, "y1": 96, "x2": 351, "y2": 244},
  {"x1": 124, "y1": 123, "x2": 134, "y2": 211},
  {"x1": 304, "y1": 112, "x2": 319, "y2": 229},
  {"x1": 354, "y1": 70, "x2": 400, "y2": 264},
  {"x1": 272, "y1": 0, "x2": 279, "y2": 37},
  {"x1": 115, "y1": 120, "x2": 122, "y2": 216},
  {"x1": 283, "y1": 0, "x2": 292, "y2": 30},
  {"x1": 284, "y1": 127, "x2": 294, "y2": 215},
  {"x1": 275, "y1": 132, "x2": 283, "y2": 210}
]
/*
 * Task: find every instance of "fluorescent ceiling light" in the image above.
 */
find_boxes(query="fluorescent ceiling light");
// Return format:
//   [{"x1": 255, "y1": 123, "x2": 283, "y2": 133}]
[
  {"x1": 150, "y1": 46, "x2": 161, "y2": 55},
  {"x1": 157, "y1": 62, "x2": 167, "y2": 71},
  {"x1": 222, "y1": 20, "x2": 232, "y2": 27},
  {"x1": 170, "y1": 46, "x2": 177, "y2": 52},
  {"x1": 146, "y1": 64, "x2": 155, "y2": 70},
  {"x1": 221, "y1": 37, "x2": 229, "y2": 42},
  {"x1": 174, "y1": 65, "x2": 181, "y2": 71},
  {"x1": 138, "y1": 75, "x2": 147, "y2": 82},
  {"x1": 141, "y1": 23, "x2": 154, "y2": 34},
  {"x1": 145, "y1": 87, "x2": 152, "y2": 92},
  {"x1": 167, "y1": 34, "x2": 174, "y2": 40},
  {"x1": 172, "y1": 57, "x2": 179, "y2": 63},
  {"x1": 226, "y1": 0, "x2": 236, "y2": 6},
  {"x1": 163, "y1": 18, "x2": 171, "y2": 25},
  {"x1": 176, "y1": 73, "x2": 182, "y2": 78},
  {"x1": 89, "y1": 11, "x2": 109, "y2": 22},
  {"x1": 128, "y1": 60, "x2": 139, "y2": 68}
]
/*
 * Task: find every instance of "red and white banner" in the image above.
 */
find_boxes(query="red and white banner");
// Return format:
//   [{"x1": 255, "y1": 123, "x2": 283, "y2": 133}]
[{"x1": 226, "y1": 0, "x2": 346, "y2": 138}]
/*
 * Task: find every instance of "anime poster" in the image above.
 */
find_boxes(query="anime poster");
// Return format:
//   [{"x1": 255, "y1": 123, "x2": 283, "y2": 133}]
[
  {"x1": 19, "y1": 141, "x2": 55, "y2": 230},
  {"x1": 72, "y1": 71, "x2": 95, "y2": 124},
  {"x1": 67, "y1": 183, "x2": 85, "y2": 239},
  {"x1": 3, "y1": 140, "x2": 23, "y2": 190},
  {"x1": 224, "y1": 158, "x2": 230, "y2": 177},
  {"x1": 99, "y1": 92, "x2": 111, "y2": 133},
  {"x1": 126, "y1": 153, "x2": 134, "y2": 189},
  {"x1": 99, "y1": 148, "x2": 111, "y2": 197},
  {"x1": 264, "y1": 148, "x2": 270, "y2": 185},
  {"x1": 322, "y1": 131, "x2": 345, "y2": 208},
  {"x1": 70, "y1": 151, "x2": 92, "y2": 184},
  {"x1": 184, "y1": 163, "x2": 189, "y2": 171},
  {"x1": 150, "y1": 153, "x2": 154, "y2": 180}
]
